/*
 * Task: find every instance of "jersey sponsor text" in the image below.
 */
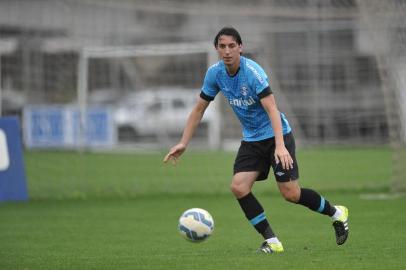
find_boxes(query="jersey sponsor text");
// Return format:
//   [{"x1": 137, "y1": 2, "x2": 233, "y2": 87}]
[{"x1": 229, "y1": 96, "x2": 256, "y2": 107}]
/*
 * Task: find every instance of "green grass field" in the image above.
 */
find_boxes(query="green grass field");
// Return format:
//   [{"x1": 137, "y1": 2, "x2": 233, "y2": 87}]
[{"x1": 1, "y1": 147, "x2": 405, "y2": 270}]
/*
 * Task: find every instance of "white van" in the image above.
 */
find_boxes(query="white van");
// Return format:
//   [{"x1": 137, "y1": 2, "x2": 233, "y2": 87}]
[{"x1": 114, "y1": 88, "x2": 213, "y2": 141}]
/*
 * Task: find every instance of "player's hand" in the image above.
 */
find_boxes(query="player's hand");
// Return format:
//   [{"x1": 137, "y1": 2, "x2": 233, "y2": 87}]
[
  {"x1": 274, "y1": 145, "x2": 294, "y2": 170},
  {"x1": 163, "y1": 143, "x2": 187, "y2": 165}
]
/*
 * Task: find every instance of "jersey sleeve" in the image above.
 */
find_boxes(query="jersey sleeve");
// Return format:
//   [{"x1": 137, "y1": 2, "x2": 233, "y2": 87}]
[
  {"x1": 257, "y1": 86, "x2": 272, "y2": 99},
  {"x1": 201, "y1": 65, "x2": 220, "y2": 101},
  {"x1": 246, "y1": 61, "x2": 270, "y2": 95}
]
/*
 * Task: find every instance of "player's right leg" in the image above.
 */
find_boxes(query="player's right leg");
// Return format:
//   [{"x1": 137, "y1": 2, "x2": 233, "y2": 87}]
[
  {"x1": 258, "y1": 240, "x2": 284, "y2": 254},
  {"x1": 230, "y1": 171, "x2": 284, "y2": 253}
]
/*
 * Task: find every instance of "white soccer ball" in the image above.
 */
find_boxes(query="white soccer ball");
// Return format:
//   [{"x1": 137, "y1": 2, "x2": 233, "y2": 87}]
[{"x1": 178, "y1": 208, "x2": 214, "y2": 242}]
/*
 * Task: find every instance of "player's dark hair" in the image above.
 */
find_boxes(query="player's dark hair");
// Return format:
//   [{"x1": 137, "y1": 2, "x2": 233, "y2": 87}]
[{"x1": 214, "y1": 27, "x2": 242, "y2": 48}]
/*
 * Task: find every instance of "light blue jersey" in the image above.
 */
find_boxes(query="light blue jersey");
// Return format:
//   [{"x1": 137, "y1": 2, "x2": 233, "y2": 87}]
[{"x1": 201, "y1": 56, "x2": 291, "y2": 141}]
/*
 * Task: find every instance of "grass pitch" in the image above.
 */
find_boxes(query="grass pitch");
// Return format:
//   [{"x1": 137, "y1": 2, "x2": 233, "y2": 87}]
[
  {"x1": 1, "y1": 193, "x2": 405, "y2": 270},
  {"x1": 23, "y1": 147, "x2": 391, "y2": 199},
  {"x1": 1, "y1": 147, "x2": 405, "y2": 270}
]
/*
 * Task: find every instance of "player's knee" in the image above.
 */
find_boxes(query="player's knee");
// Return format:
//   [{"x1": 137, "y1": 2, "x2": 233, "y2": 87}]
[
  {"x1": 230, "y1": 182, "x2": 249, "y2": 198},
  {"x1": 282, "y1": 191, "x2": 300, "y2": 203},
  {"x1": 281, "y1": 187, "x2": 300, "y2": 203}
]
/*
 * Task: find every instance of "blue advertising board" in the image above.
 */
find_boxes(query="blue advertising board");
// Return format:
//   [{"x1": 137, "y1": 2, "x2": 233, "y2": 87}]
[
  {"x1": 0, "y1": 116, "x2": 29, "y2": 202},
  {"x1": 23, "y1": 106, "x2": 116, "y2": 148},
  {"x1": 25, "y1": 106, "x2": 65, "y2": 147}
]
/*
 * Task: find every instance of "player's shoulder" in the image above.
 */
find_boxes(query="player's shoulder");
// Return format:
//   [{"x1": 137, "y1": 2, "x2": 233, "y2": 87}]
[
  {"x1": 243, "y1": 57, "x2": 265, "y2": 73},
  {"x1": 205, "y1": 61, "x2": 223, "y2": 81},
  {"x1": 242, "y1": 57, "x2": 267, "y2": 83},
  {"x1": 207, "y1": 61, "x2": 222, "y2": 73}
]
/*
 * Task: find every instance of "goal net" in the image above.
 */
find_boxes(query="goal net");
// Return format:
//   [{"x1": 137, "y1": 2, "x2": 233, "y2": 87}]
[
  {"x1": 76, "y1": 42, "x2": 221, "y2": 150},
  {"x1": 2, "y1": 0, "x2": 405, "y2": 198},
  {"x1": 357, "y1": 0, "x2": 406, "y2": 192}
]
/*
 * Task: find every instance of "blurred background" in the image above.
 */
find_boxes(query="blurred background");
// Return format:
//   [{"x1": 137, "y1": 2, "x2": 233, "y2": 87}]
[{"x1": 0, "y1": 0, "x2": 405, "y2": 197}]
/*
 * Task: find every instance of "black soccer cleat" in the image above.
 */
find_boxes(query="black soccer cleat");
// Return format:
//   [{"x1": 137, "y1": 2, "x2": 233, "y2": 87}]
[{"x1": 332, "y1": 205, "x2": 349, "y2": 245}]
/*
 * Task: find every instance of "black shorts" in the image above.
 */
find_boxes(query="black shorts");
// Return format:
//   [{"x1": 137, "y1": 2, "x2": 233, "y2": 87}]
[{"x1": 233, "y1": 132, "x2": 299, "y2": 182}]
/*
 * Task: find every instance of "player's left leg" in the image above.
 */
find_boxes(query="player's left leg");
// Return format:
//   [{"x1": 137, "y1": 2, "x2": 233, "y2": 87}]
[
  {"x1": 272, "y1": 133, "x2": 348, "y2": 245},
  {"x1": 277, "y1": 180, "x2": 349, "y2": 245},
  {"x1": 277, "y1": 180, "x2": 336, "y2": 216}
]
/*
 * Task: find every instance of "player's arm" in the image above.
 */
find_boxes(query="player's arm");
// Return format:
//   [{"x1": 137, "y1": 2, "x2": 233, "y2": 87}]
[
  {"x1": 163, "y1": 97, "x2": 210, "y2": 165},
  {"x1": 260, "y1": 92, "x2": 294, "y2": 170}
]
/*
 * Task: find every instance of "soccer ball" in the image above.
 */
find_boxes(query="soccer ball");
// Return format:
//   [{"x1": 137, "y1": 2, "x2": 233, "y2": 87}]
[{"x1": 178, "y1": 208, "x2": 214, "y2": 242}]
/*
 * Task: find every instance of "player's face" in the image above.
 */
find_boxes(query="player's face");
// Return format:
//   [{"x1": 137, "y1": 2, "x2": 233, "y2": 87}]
[{"x1": 216, "y1": 35, "x2": 242, "y2": 69}]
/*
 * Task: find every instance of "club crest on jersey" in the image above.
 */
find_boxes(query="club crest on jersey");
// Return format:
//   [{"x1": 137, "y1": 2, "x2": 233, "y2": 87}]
[{"x1": 240, "y1": 85, "x2": 249, "y2": 96}]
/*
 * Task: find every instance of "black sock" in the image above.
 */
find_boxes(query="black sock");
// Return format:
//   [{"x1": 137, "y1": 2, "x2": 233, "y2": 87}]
[
  {"x1": 297, "y1": 188, "x2": 336, "y2": 216},
  {"x1": 237, "y1": 192, "x2": 275, "y2": 239}
]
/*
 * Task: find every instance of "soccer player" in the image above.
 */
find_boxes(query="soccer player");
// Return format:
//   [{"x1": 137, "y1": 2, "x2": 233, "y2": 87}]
[{"x1": 163, "y1": 27, "x2": 349, "y2": 253}]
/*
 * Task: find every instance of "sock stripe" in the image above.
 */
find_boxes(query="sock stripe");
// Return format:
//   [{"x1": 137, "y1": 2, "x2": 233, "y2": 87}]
[
  {"x1": 249, "y1": 212, "x2": 266, "y2": 226},
  {"x1": 317, "y1": 197, "x2": 325, "y2": 213}
]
